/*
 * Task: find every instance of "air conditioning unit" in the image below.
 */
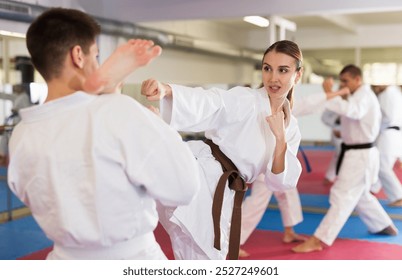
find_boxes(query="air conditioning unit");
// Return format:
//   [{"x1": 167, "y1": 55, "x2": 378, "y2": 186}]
[{"x1": 0, "y1": 1, "x2": 31, "y2": 16}]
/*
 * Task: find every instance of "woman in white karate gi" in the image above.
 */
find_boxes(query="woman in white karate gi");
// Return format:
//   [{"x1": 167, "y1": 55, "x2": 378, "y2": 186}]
[
  {"x1": 141, "y1": 40, "x2": 303, "y2": 260},
  {"x1": 239, "y1": 82, "x2": 349, "y2": 257}
]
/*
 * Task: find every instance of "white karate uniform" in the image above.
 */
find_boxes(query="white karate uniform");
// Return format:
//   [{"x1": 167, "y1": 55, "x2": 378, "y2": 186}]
[
  {"x1": 321, "y1": 109, "x2": 342, "y2": 182},
  {"x1": 158, "y1": 85, "x2": 302, "y2": 259},
  {"x1": 240, "y1": 91, "x2": 327, "y2": 245},
  {"x1": 240, "y1": 174, "x2": 302, "y2": 245},
  {"x1": 8, "y1": 92, "x2": 200, "y2": 260},
  {"x1": 315, "y1": 85, "x2": 394, "y2": 246},
  {"x1": 371, "y1": 86, "x2": 402, "y2": 202}
]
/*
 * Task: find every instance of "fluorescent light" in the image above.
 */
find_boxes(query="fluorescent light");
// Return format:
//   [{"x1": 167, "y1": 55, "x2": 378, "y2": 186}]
[
  {"x1": 0, "y1": 30, "x2": 26, "y2": 38},
  {"x1": 243, "y1": 16, "x2": 270, "y2": 27}
]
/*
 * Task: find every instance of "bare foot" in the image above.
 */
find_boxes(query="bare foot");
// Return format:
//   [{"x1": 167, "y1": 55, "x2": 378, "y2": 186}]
[
  {"x1": 84, "y1": 39, "x2": 162, "y2": 94},
  {"x1": 0, "y1": 155, "x2": 8, "y2": 166},
  {"x1": 283, "y1": 232, "x2": 307, "y2": 243},
  {"x1": 389, "y1": 199, "x2": 402, "y2": 207},
  {"x1": 374, "y1": 225, "x2": 398, "y2": 236},
  {"x1": 323, "y1": 178, "x2": 334, "y2": 187},
  {"x1": 238, "y1": 248, "x2": 250, "y2": 258},
  {"x1": 292, "y1": 236, "x2": 323, "y2": 253}
]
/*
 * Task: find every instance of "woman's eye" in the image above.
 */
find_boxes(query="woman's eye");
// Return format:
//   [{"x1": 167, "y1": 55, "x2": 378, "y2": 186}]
[{"x1": 263, "y1": 66, "x2": 271, "y2": 71}]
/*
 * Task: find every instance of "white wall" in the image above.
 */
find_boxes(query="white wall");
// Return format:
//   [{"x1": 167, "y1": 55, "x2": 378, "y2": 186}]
[
  {"x1": 295, "y1": 84, "x2": 332, "y2": 143},
  {"x1": 0, "y1": 19, "x2": 331, "y2": 143},
  {"x1": 98, "y1": 34, "x2": 257, "y2": 85}
]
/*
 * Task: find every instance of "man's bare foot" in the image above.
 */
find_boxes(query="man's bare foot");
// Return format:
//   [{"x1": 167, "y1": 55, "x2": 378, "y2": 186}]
[
  {"x1": 396, "y1": 159, "x2": 402, "y2": 169},
  {"x1": 389, "y1": 199, "x2": 402, "y2": 207},
  {"x1": 292, "y1": 236, "x2": 323, "y2": 253},
  {"x1": 238, "y1": 248, "x2": 250, "y2": 258},
  {"x1": 84, "y1": 39, "x2": 162, "y2": 94},
  {"x1": 323, "y1": 178, "x2": 334, "y2": 187},
  {"x1": 0, "y1": 155, "x2": 8, "y2": 166},
  {"x1": 374, "y1": 225, "x2": 398, "y2": 236},
  {"x1": 283, "y1": 232, "x2": 307, "y2": 243}
]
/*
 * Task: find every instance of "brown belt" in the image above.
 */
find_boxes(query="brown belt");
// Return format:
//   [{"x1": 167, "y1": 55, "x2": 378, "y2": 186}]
[{"x1": 204, "y1": 139, "x2": 248, "y2": 260}]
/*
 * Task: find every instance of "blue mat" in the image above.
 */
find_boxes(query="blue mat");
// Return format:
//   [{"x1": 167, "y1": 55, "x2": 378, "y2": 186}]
[
  {"x1": 0, "y1": 181, "x2": 25, "y2": 212},
  {"x1": 300, "y1": 145, "x2": 335, "y2": 151},
  {"x1": 258, "y1": 208, "x2": 402, "y2": 245},
  {"x1": 0, "y1": 216, "x2": 52, "y2": 260}
]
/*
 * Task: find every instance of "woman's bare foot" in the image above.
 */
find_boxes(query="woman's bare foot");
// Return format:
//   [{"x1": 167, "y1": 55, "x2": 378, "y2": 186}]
[
  {"x1": 323, "y1": 177, "x2": 334, "y2": 187},
  {"x1": 238, "y1": 248, "x2": 250, "y2": 258},
  {"x1": 292, "y1": 236, "x2": 323, "y2": 253},
  {"x1": 283, "y1": 232, "x2": 307, "y2": 243},
  {"x1": 283, "y1": 226, "x2": 307, "y2": 243},
  {"x1": 84, "y1": 39, "x2": 162, "y2": 94}
]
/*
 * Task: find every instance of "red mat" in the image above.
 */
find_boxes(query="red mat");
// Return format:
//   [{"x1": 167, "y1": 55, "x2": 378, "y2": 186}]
[
  {"x1": 19, "y1": 150, "x2": 402, "y2": 260},
  {"x1": 240, "y1": 229, "x2": 402, "y2": 260},
  {"x1": 296, "y1": 150, "x2": 402, "y2": 199},
  {"x1": 18, "y1": 224, "x2": 402, "y2": 260}
]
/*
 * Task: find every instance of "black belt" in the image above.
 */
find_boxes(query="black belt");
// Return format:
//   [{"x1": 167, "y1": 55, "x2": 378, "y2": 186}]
[
  {"x1": 204, "y1": 139, "x2": 247, "y2": 260},
  {"x1": 387, "y1": 126, "x2": 400, "y2": 130},
  {"x1": 335, "y1": 142, "x2": 374, "y2": 175}
]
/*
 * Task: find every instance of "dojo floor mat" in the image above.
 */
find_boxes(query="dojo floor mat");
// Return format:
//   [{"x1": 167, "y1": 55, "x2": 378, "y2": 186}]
[{"x1": 1, "y1": 147, "x2": 401, "y2": 260}]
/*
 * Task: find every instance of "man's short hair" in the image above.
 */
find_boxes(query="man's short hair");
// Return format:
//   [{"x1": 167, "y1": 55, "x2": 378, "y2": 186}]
[
  {"x1": 340, "y1": 64, "x2": 362, "y2": 78},
  {"x1": 26, "y1": 8, "x2": 101, "y2": 81}
]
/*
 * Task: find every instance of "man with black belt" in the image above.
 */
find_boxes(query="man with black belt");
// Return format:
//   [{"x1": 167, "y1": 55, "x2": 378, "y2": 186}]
[
  {"x1": 371, "y1": 85, "x2": 402, "y2": 206},
  {"x1": 293, "y1": 64, "x2": 398, "y2": 253}
]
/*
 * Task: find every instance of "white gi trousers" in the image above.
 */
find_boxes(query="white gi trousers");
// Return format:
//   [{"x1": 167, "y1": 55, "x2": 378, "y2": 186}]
[
  {"x1": 314, "y1": 148, "x2": 393, "y2": 246},
  {"x1": 325, "y1": 135, "x2": 342, "y2": 182},
  {"x1": 371, "y1": 154, "x2": 402, "y2": 203},
  {"x1": 240, "y1": 174, "x2": 303, "y2": 245},
  {"x1": 371, "y1": 129, "x2": 402, "y2": 203}
]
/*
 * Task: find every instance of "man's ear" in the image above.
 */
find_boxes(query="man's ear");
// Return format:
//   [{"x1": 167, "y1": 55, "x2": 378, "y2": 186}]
[{"x1": 70, "y1": 45, "x2": 85, "y2": 69}]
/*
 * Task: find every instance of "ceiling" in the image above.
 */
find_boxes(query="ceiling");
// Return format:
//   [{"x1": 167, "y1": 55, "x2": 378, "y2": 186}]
[
  {"x1": 69, "y1": 0, "x2": 402, "y2": 77},
  {"x1": 75, "y1": 0, "x2": 402, "y2": 23},
  {"x1": 7, "y1": 0, "x2": 402, "y2": 77}
]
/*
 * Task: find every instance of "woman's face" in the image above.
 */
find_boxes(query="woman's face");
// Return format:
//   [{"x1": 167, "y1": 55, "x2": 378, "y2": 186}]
[{"x1": 262, "y1": 51, "x2": 302, "y2": 100}]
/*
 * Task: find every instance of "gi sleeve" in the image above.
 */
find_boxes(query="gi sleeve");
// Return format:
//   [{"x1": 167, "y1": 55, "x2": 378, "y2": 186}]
[
  {"x1": 321, "y1": 109, "x2": 340, "y2": 128},
  {"x1": 293, "y1": 91, "x2": 326, "y2": 117},
  {"x1": 117, "y1": 98, "x2": 200, "y2": 207},
  {"x1": 160, "y1": 85, "x2": 254, "y2": 132},
  {"x1": 325, "y1": 93, "x2": 370, "y2": 120}
]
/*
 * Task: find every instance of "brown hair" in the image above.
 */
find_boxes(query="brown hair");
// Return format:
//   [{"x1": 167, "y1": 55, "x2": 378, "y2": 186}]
[
  {"x1": 262, "y1": 40, "x2": 303, "y2": 108},
  {"x1": 340, "y1": 64, "x2": 362, "y2": 78},
  {"x1": 26, "y1": 8, "x2": 101, "y2": 81}
]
